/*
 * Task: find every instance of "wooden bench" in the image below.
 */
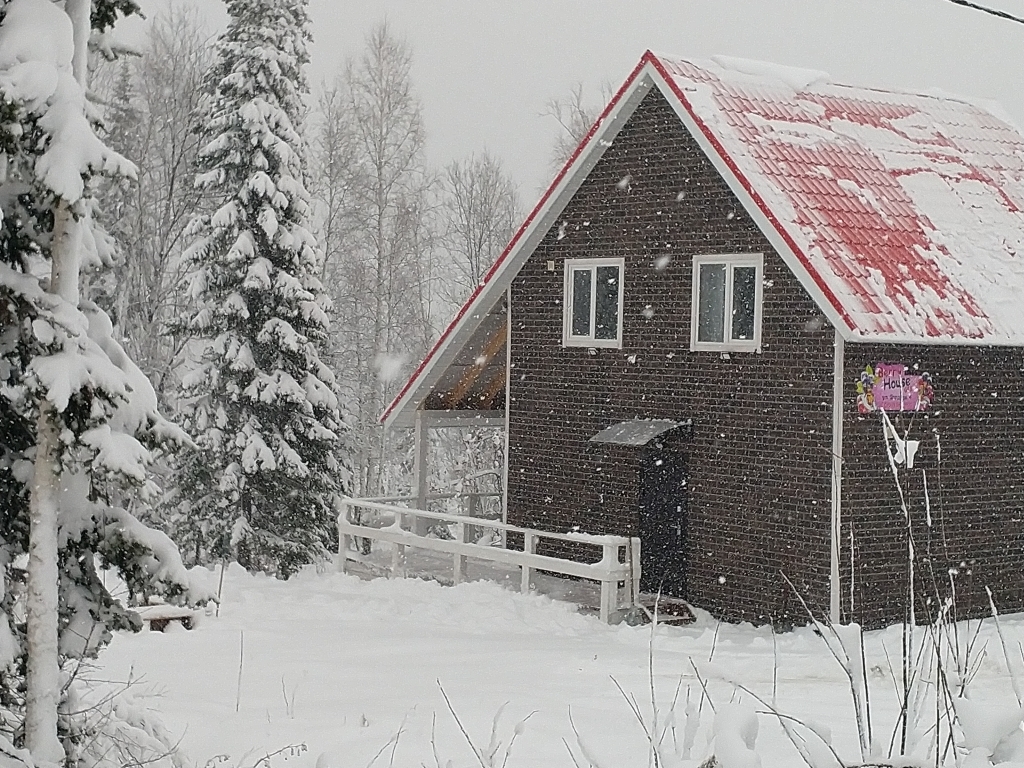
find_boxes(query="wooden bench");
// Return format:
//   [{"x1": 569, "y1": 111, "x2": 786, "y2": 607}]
[{"x1": 135, "y1": 604, "x2": 196, "y2": 632}]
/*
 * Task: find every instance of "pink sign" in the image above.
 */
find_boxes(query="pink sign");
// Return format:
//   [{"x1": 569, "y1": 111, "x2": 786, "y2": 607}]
[{"x1": 856, "y1": 363, "x2": 933, "y2": 414}]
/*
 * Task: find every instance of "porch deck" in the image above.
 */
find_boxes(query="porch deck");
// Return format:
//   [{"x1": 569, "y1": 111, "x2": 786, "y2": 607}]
[{"x1": 341, "y1": 543, "x2": 693, "y2": 624}]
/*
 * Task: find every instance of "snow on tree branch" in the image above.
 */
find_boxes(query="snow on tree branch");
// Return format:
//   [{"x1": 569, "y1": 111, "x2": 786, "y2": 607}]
[{"x1": 172, "y1": 0, "x2": 346, "y2": 576}]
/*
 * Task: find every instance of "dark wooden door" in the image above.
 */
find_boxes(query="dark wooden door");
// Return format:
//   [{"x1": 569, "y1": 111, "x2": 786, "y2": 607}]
[{"x1": 639, "y1": 446, "x2": 688, "y2": 597}]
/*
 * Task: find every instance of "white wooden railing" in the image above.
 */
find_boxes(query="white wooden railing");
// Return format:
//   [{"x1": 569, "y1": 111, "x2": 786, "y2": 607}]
[
  {"x1": 336, "y1": 496, "x2": 640, "y2": 623},
  {"x1": 359, "y1": 490, "x2": 502, "y2": 516}
]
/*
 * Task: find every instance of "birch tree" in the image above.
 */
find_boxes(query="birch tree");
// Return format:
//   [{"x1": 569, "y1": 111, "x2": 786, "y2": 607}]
[
  {"x1": 0, "y1": 0, "x2": 205, "y2": 763},
  {"x1": 543, "y1": 82, "x2": 612, "y2": 172},
  {"x1": 174, "y1": 0, "x2": 345, "y2": 575},
  {"x1": 311, "y1": 22, "x2": 435, "y2": 498},
  {"x1": 438, "y1": 151, "x2": 518, "y2": 307},
  {"x1": 97, "y1": 6, "x2": 213, "y2": 405}
]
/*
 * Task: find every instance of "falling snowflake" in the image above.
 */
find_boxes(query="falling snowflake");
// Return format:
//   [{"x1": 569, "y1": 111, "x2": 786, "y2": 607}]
[{"x1": 375, "y1": 353, "x2": 408, "y2": 382}]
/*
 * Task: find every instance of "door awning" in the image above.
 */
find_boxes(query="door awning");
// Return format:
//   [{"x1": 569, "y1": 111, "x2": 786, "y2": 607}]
[{"x1": 589, "y1": 419, "x2": 691, "y2": 446}]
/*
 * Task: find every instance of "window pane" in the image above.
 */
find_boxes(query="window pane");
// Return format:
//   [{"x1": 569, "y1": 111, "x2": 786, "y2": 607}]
[
  {"x1": 571, "y1": 269, "x2": 592, "y2": 336},
  {"x1": 594, "y1": 265, "x2": 620, "y2": 340},
  {"x1": 731, "y1": 266, "x2": 757, "y2": 341},
  {"x1": 697, "y1": 263, "x2": 726, "y2": 342}
]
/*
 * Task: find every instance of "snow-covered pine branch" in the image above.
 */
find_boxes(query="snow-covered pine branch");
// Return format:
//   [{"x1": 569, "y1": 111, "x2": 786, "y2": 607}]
[
  {"x1": 173, "y1": 0, "x2": 346, "y2": 577},
  {"x1": 0, "y1": 0, "x2": 207, "y2": 763}
]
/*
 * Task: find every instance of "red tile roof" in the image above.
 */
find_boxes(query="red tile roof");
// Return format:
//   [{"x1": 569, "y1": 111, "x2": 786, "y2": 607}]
[{"x1": 654, "y1": 53, "x2": 1024, "y2": 344}]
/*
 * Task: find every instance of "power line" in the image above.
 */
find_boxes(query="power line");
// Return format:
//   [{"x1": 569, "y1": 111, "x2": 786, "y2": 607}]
[{"x1": 945, "y1": 0, "x2": 1024, "y2": 24}]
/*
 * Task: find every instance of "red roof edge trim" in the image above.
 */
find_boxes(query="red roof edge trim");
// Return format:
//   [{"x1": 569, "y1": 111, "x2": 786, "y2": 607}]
[
  {"x1": 646, "y1": 55, "x2": 857, "y2": 336},
  {"x1": 380, "y1": 54, "x2": 655, "y2": 425}
]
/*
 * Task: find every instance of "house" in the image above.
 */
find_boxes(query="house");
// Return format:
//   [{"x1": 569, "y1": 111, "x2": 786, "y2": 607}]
[{"x1": 381, "y1": 51, "x2": 1024, "y2": 628}]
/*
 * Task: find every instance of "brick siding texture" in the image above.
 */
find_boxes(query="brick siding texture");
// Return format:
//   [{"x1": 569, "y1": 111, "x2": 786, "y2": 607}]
[
  {"x1": 507, "y1": 89, "x2": 837, "y2": 626},
  {"x1": 841, "y1": 345, "x2": 1024, "y2": 627},
  {"x1": 505, "y1": 86, "x2": 1024, "y2": 628}
]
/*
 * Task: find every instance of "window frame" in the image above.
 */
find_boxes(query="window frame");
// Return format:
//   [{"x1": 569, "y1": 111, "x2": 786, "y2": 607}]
[
  {"x1": 562, "y1": 257, "x2": 625, "y2": 349},
  {"x1": 689, "y1": 253, "x2": 764, "y2": 353}
]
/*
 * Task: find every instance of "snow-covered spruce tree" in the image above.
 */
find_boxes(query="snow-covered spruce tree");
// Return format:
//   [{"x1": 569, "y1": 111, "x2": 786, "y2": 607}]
[
  {"x1": 0, "y1": 0, "x2": 207, "y2": 764},
  {"x1": 173, "y1": 0, "x2": 345, "y2": 577}
]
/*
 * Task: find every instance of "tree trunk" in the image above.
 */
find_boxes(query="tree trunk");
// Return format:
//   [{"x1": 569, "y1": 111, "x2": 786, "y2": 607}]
[
  {"x1": 26, "y1": 198, "x2": 79, "y2": 764},
  {"x1": 25, "y1": 402, "x2": 65, "y2": 764},
  {"x1": 66, "y1": 0, "x2": 90, "y2": 85},
  {"x1": 26, "y1": 0, "x2": 90, "y2": 754}
]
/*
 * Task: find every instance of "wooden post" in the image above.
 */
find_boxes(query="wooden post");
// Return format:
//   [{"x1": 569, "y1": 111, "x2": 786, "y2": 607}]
[
  {"x1": 830, "y1": 330, "x2": 845, "y2": 623},
  {"x1": 466, "y1": 493, "x2": 480, "y2": 543},
  {"x1": 600, "y1": 543, "x2": 617, "y2": 623},
  {"x1": 391, "y1": 543, "x2": 404, "y2": 578},
  {"x1": 452, "y1": 522, "x2": 469, "y2": 584},
  {"x1": 520, "y1": 532, "x2": 536, "y2": 594},
  {"x1": 630, "y1": 537, "x2": 642, "y2": 606},
  {"x1": 412, "y1": 411, "x2": 429, "y2": 536},
  {"x1": 501, "y1": 287, "x2": 511, "y2": 548},
  {"x1": 338, "y1": 498, "x2": 349, "y2": 573},
  {"x1": 392, "y1": 511, "x2": 406, "y2": 578},
  {"x1": 600, "y1": 584, "x2": 615, "y2": 624}
]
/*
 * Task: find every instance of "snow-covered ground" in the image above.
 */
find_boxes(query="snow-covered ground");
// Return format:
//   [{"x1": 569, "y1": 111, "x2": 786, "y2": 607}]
[{"x1": 96, "y1": 565, "x2": 1022, "y2": 768}]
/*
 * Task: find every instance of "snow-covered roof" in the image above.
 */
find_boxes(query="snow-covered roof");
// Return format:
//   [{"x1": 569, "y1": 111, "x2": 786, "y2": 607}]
[
  {"x1": 654, "y1": 53, "x2": 1024, "y2": 345},
  {"x1": 382, "y1": 51, "x2": 1024, "y2": 428}
]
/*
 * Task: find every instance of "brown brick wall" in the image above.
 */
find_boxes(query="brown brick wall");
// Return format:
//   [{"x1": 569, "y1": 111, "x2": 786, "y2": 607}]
[
  {"x1": 501, "y1": 87, "x2": 1024, "y2": 628},
  {"x1": 507, "y1": 90, "x2": 837, "y2": 625},
  {"x1": 841, "y1": 345, "x2": 1024, "y2": 627}
]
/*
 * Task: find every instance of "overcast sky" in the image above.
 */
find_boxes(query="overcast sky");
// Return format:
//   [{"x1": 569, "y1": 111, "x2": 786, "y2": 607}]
[{"x1": 138, "y1": 0, "x2": 1024, "y2": 202}]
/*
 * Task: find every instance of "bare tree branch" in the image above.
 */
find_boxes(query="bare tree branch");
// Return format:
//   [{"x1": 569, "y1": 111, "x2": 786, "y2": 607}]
[
  {"x1": 541, "y1": 81, "x2": 615, "y2": 174},
  {"x1": 309, "y1": 22, "x2": 436, "y2": 498}
]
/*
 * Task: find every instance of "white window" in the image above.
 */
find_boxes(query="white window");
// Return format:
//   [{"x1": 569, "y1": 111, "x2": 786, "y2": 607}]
[
  {"x1": 562, "y1": 258, "x2": 624, "y2": 348},
  {"x1": 690, "y1": 254, "x2": 763, "y2": 352}
]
